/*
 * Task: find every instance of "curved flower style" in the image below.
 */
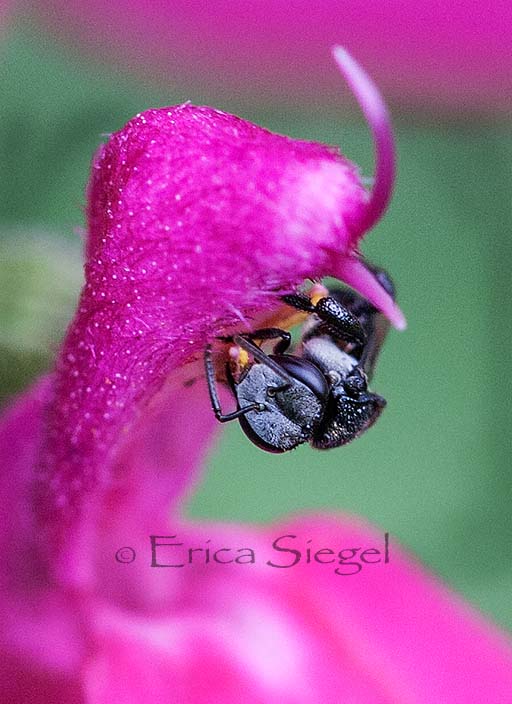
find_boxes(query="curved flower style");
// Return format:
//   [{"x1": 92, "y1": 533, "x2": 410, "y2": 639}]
[
  {"x1": 31, "y1": 0, "x2": 512, "y2": 114},
  {"x1": 1, "y1": 50, "x2": 512, "y2": 702}
]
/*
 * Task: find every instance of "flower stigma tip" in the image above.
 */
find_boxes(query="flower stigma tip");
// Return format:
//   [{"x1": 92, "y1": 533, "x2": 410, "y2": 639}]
[{"x1": 332, "y1": 45, "x2": 396, "y2": 235}]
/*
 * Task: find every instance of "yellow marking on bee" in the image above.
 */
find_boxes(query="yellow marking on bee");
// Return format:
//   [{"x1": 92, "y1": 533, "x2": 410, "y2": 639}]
[
  {"x1": 259, "y1": 284, "x2": 328, "y2": 332},
  {"x1": 238, "y1": 348, "x2": 249, "y2": 368},
  {"x1": 265, "y1": 306, "x2": 309, "y2": 331},
  {"x1": 310, "y1": 292, "x2": 325, "y2": 306},
  {"x1": 228, "y1": 344, "x2": 250, "y2": 373},
  {"x1": 309, "y1": 282, "x2": 329, "y2": 306}
]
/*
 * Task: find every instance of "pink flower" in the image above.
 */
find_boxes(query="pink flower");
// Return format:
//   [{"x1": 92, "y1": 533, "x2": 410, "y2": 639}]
[
  {"x1": 37, "y1": 47, "x2": 403, "y2": 577},
  {"x1": 1, "y1": 49, "x2": 511, "y2": 702},
  {"x1": 31, "y1": 0, "x2": 512, "y2": 114}
]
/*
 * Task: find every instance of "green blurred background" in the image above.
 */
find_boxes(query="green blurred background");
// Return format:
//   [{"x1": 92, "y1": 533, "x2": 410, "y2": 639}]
[{"x1": 1, "y1": 22, "x2": 511, "y2": 631}]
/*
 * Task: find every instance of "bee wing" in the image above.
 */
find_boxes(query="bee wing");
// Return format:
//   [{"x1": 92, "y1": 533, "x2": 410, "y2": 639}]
[{"x1": 359, "y1": 312, "x2": 391, "y2": 381}]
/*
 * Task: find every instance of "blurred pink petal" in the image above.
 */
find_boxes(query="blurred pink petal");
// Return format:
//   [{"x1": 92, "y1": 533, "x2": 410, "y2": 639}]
[
  {"x1": 0, "y1": 384, "x2": 85, "y2": 702},
  {"x1": 85, "y1": 518, "x2": 512, "y2": 704},
  {"x1": 31, "y1": 1, "x2": 512, "y2": 114}
]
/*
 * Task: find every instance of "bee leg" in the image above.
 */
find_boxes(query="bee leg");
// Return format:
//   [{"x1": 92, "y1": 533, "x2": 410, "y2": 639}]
[
  {"x1": 220, "y1": 327, "x2": 291, "y2": 354},
  {"x1": 233, "y1": 335, "x2": 294, "y2": 386},
  {"x1": 283, "y1": 293, "x2": 365, "y2": 345},
  {"x1": 242, "y1": 327, "x2": 292, "y2": 354},
  {"x1": 281, "y1": 292, "x2": 316, "y2": 313},
  {"x1": 204, "y1": 345, "x2": 265, "y2": 422}
]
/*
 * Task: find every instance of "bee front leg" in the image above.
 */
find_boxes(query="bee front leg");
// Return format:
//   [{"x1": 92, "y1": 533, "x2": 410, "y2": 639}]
[{"x1": 204, "y1": 345, "x2": 265, "y2": 422}]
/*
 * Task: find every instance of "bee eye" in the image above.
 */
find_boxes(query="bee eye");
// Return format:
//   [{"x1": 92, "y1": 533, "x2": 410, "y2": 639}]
[{"x1": 343, "y1": 369, "x2": 368, "y2": 397}]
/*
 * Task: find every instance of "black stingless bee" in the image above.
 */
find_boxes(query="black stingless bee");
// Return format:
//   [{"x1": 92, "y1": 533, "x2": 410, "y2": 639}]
[{"x1": 204, "y1": 264, "x2": 395, "y2": 453}]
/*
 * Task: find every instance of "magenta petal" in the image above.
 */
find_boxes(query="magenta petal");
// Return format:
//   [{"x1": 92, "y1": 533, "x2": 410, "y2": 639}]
[
  {"x1": 277, "y1": 516, "x2": 512, "y2": 702},
  {"x1": 332, "y1": 256, "x2": 406, "y2": 329},
  {"x1": 0, "y1": 385, "x2": 85, "y2": 692},
  {"x1": 83, "y1": 518, "x2": 512, "y2": 703}
]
